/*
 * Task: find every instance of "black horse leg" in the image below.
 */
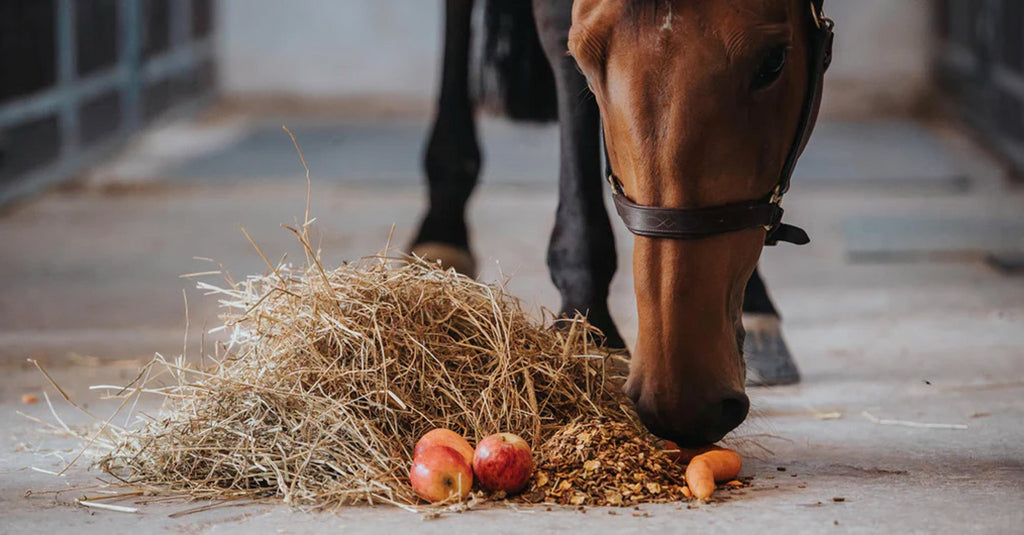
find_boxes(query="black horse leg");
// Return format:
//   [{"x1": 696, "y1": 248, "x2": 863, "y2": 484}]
[
  {"x1": 412, "y1": 0, "x2": 481, "y2": 276},
  {"x1": 742, "y1": 267, "x2": 800, "y2": 385},
  {"x1": 742, "y1": 267, "x2": 778, "y2": 315},
  {"x1": 533, "y1": 0, "x2": 624, "y2": 349}
]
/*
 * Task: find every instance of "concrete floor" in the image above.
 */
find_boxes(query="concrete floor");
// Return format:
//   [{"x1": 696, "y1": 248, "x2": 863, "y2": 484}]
[{"x1": 1, "y1": 113, "x2": 1023, "y2": 534}]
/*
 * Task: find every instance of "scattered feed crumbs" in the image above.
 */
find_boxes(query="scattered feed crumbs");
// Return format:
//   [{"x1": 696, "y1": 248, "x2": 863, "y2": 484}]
[{"x1": 521, "y1": 420, "x2": 691, "y2": 506}]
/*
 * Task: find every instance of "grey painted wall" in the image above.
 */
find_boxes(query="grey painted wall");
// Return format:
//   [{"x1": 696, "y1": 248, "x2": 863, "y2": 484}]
[
  {"x1": 217, "y1": 0, "x2": 441, "y2": 100},
  {"x1": 822, "y1": 0, "x2": 935, "y2": 116},
  {"x1": 216, "y1": 0, "x2": 934, "y2": 116}
]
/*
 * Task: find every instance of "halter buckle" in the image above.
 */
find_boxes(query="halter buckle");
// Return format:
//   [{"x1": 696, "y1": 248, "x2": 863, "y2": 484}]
[
  {"x1": 607, "y1": 174, "x2": 625, "y2": 196},
  {"x1": 809, "y1": 2, "x2": 834, "y2": 31},
  {"x1": 764, "y1": 185, "x2": 784, "y2": 231}
]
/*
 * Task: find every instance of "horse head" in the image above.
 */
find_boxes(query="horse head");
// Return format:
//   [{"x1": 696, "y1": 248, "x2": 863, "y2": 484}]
[{"x1": 569, "y1": 0, "x2": 830, "y2": 446}]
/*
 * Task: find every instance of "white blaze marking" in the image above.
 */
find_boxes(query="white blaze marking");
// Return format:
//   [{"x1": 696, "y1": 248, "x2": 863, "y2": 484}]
[{"x1": 660, "y1": 7, "x2": 673, "y2": 31}]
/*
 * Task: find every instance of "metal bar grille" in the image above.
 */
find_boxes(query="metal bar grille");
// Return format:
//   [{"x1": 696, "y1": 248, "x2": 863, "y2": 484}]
[
  {"x1": 0, "y1": 0, "x2": 216, "y2": 206},
  {"x1": 936, "y1": 0, "x2": 1024, "y2": 173}
]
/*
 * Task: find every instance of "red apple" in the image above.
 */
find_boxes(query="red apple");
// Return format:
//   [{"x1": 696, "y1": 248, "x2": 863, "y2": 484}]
[
  {"x1": 472, "y1": 432, "x2": 533, "y2": 494},
  {"x1": 409, "y1": 446, "x2": 473, "y2": 503},
  {"x1": 414, "y1": 428, "x2": 474, "y2": 466}
]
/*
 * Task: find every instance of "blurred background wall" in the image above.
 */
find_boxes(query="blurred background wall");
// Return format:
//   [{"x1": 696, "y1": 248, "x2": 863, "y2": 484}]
[
  {"x1": 6, "y1": 0, "x2": 1024, "y2": 203},
  {"x1": 217, "y1": 0, "x2": 440, "y2": 104},
  {"x1": 822, "y1": 0, "x2": 934, "y2": 117},
  {"x1": 215, "y1": 0, "x2": 934, "y2": 118}
]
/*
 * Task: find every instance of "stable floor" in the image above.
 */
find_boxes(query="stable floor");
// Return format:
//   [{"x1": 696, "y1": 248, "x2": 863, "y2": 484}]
[{"x1": 1, "y1": 111, "x2": 1022, "y2": 534}]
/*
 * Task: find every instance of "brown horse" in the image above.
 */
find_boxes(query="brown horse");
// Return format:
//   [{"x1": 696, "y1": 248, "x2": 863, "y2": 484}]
[{"x1": 412, "y1": 0, "x2": 832, "y2": 446}]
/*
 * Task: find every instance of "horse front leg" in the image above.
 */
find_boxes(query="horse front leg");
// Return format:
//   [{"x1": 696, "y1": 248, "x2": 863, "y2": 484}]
[
  {"x1": 533, "y1": 0, "x2": 623, "y2": 349},
  {"x1": 412, "y1": 0, "x2": 480, "y2": 277},
  {"x1": 742, "y1": 267, "x2": 801, "y2": 385}
]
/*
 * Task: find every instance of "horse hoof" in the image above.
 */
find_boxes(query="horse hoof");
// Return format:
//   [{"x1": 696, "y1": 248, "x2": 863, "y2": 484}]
[
  {"x1": 596, "y1": 324, "x2": 627, "y2": 352},
  {"x1": 742, "y1": 313, "x2": 801, "y2": 386},
  {"x1": 410, "y1": 242, "x2": 478, "y2": 278}
]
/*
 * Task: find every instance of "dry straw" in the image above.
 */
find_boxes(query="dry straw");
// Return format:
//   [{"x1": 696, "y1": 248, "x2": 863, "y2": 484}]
[{"x1": 89, "y1": 241, "x2": 639, "y2": 508}]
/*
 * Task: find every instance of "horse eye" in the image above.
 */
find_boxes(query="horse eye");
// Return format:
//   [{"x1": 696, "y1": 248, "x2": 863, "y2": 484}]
[{"x1": 752, "y1": 46, "x2": 788, "y2": 90}]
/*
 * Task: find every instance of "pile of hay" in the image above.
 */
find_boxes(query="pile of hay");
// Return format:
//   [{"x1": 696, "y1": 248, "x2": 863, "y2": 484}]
[{"x1": 95, "y1": 251, "x2": 640, "y2": 507}]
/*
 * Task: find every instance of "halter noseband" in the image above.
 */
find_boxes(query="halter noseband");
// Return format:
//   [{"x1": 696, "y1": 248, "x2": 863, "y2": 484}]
[{"x1": 606, "y1": 0, "x2": 834, "y2": 246}]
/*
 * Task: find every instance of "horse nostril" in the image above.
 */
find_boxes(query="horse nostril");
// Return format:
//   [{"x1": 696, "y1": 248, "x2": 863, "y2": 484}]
[
  {"x1": 705, "y1": 394, "x2": 750, "y2": 440},
  {"x1": 721, "y1": 395, "x2": 749, "y2": 427}
]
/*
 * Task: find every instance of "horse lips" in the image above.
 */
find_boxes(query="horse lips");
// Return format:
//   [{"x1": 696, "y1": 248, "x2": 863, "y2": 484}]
[{"x1": 472, "y1": 433, "x2": 534, "y2": 494}]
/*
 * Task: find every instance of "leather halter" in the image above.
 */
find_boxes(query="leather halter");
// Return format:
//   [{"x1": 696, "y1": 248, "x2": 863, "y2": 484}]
[{"x1": 606, "y1": 1, "x2": 834, "y2": 246}]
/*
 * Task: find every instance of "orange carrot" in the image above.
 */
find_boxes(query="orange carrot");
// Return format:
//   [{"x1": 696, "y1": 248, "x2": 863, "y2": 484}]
[
  {"x1": 684, "y1": 448, "x2": 743, "y2": 501},
  {"x1": 674, "y1": 445, "x2": 721, "y2": 463},
  {"x1": 664, "y1": 441, "x2": 738, "y2": 463},
  {"x1": 685, "y1": 458, "x2": 716, "y2": 500}
]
